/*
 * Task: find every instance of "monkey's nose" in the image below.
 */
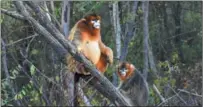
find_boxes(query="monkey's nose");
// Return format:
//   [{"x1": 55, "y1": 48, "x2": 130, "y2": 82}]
[{"x1": 93, "y1": 22, "x2": 100, "y2": 29}]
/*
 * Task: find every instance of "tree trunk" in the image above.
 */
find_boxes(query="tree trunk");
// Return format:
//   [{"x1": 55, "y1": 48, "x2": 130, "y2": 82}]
[
  {"x1": 61, "y1": 1, "x2": 71, "y2": 37},
  {"x1": 120, "y1": 1, "x2": 138, "y2": 61},
  {"x1": 172, "y1": 2, "x2": 184, "y2": 62},
  {"x1": 112, "y1": 2, "x2": 122, "y2": 86},
  {"x1": 61, "y1": 1, "x2": 75, "y2": 106},
  {"x1": 113, "y1": 2, "x2": 121, "y2": 60},
  {"x1": 142, "y1": 1, "x2": 149, "y2": 80}
]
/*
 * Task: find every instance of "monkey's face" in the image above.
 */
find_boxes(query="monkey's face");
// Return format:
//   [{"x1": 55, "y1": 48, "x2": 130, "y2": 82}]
[
  {"x1": 117, "y1": 62, "x2": 135, "y2": 77},
  {"x1": 118, "y1": 67, "x2": 128, "y2": 76},
  {"x1": 91, "y1": 19, "x2": 100, "y2": 29},
  {"x1": 85, "y1": 14, "x2": 101, "y2": 29}
]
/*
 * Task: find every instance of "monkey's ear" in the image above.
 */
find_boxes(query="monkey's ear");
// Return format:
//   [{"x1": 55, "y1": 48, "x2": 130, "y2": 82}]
[
  {"x1": 97, "y1": 15, "x2": 101, "y2": 20},
  {"x1": 130, "y1": 64, "x2": 135, "y2": 71},
  {"x1": 84, "y1": 14, "x2": 92, "y2": 21},
  {"x1": 116, "y1": 62, "x2": 122, "y2": 69},
  {"x1": 84, "y1": 15, "x2": 89, "y2": 21}
]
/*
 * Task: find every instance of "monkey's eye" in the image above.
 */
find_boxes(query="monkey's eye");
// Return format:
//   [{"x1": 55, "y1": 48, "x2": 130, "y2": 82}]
[
  {"x1": 91, "y1": 20, "x2": 96, "y2": 24},
  {"x1": 91, "y1": 19, "x2": 100, "y2": 23},
  {"x1": 119, "y1": 68, "x2": 127, "y2": 76},
  {"x1": 119, "y1": 68, "x2": 128, "y2": 73}
]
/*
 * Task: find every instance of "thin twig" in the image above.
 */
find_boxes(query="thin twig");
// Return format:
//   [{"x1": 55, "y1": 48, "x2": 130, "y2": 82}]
[
  {"x1": 153, "y1": 84, "x2": 165, "y2": 102},
  {"x1": 157, "y1": 92, "x2": 180, "y2": 106},
  {"x1": 178, "y1": 89, "x2": 202, "y2": 98},
  {"x1": 1, "y1": 8, "x2": 26, "y2": 20},
  {"x1": 164, "y1": 29, "x2": 197, "y2": 40},
  {"x1": 77, "y1": 83, "x2": 92, "y2": 106},
  {"x1": 168, "y1": 85, "x2": 187, "y2": 105},
  {"x1": 6, "y1": 34, "x2": 39, "y2": 46},
  {"x1": 70, "y1": 76, "x2": 94, "y2": 105}
]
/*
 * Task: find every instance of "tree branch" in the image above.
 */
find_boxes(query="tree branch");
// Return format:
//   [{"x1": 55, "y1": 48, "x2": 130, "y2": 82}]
[
  {"x1": 177, "y1": 89, "x2": 202, "y2": 98},
  {"x1": 120, "y1": 1, "x2": 138, "y2": 62},
  {"x1": 6, "y1": 33, "x2": 39, "y2": 46},
  {"x1": 153, "y1": 84, "x2": 165, "y2": 102},
  {"x1": 77, "y1": 83, "x2": 92, "y2": 106},
  {"x1": 1, "y1": 8, "x2": 26, "y2": 21},
  {"x1": 1, "y1": 39, "x2": 21, "y2": 106}
]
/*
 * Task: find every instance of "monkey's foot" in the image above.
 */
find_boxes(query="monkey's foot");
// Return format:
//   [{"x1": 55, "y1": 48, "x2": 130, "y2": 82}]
[{"x1": 77, "y1": 63, "x2": 90, "y2": 75}]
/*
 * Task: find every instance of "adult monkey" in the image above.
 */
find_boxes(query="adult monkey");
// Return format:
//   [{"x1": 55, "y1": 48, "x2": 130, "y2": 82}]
[{"x1": 66, "y1": 13, "x2": 113, "y2": 77}]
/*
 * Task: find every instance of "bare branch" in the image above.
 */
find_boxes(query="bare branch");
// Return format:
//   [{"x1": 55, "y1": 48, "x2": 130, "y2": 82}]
[
  {"x1": 42, "y1": 1, "x2": 51, "y2": 21},
  {"x1": 1, "y1": 39, "x2": 21, "y2": 106},
  {"x1": 50, "y1": 1, "x2": 55, "y2": 15},
  {"x1": 6, "y1": 33, "x2": 39, "y2": 46},
  {"x1": 178, "y1": 89, "x2": 202, "y2": 97},
  {"x1": 153, "y1": 84, "x2": 166, "y2": 102},
  {"x1": 157, "y1": 93, "x2": 180, "y2": 106},
  {"x1": 177, "y1": 89, "x2": 202, "y2": 98},
  {"x1": 168, "y1": 85, "x2": 187, "y2": 104},
  {"x1": 77, "y1": 83, "x2": 92, "y2": 106},
  {"x1": 1, "y1": 8, "x2": 26, "y2": 21}
]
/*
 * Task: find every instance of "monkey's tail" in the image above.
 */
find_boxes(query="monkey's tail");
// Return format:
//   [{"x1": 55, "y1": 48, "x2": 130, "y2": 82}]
[{"x1": 73, "y1": 73, "x2": 85, "y2": 106}]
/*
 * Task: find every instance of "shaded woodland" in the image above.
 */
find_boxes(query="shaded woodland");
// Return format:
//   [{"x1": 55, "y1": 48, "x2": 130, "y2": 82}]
[{"x1": 1, "y1": 1, "x2": 202, "y2": 106}]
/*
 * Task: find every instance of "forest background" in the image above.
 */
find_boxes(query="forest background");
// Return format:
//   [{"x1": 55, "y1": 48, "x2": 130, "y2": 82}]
[{"x1": 1, "y1": 1, "x2": 202, "y2": 106}]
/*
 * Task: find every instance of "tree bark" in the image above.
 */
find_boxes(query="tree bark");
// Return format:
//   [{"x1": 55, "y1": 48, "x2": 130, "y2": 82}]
[
  {"x1": 77, "y1": 83, "x2": 92, "y2": 106},
  {"x1": 172, "y1": 2, "x2": 184, "y2": 62},
  {"x1": 1, "y1": 8, "x2": 26, "y2": 21},
  {"x1": 60, "y1": 1, "x2": 76, "y2": 106},
  {"x1": 43, "y1": 1, "x2": 51, "y2": 21},
  {"x1": 142, "y1": 1, "x2": 149, "y2": 80},
  {"x1": 113, "y1": 2, "x2": 121, "y2": 60},
  {"x1": 120, "y1": 1, "x2": 138, "y2": 61},
  {"x1": 61, "y1": 0, "x2": 71, "y2": 37},
  {"x1": 112, "y1": 1, "x2": 121, "y2": 87}
]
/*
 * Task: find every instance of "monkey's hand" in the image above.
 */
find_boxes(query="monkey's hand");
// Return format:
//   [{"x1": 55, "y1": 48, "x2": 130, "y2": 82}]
[
  {"x1": 99, "y1": 39, "x2": 113, "y2": 64},
  {"x1": 105, "y1": 47, "x2": 113, "y2": 64}
]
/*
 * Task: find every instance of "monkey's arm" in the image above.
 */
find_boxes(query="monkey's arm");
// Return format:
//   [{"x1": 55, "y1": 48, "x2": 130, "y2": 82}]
[
  {"x1": 99, "y1": 39, "x2": 113, "y2": 64},
  {"x1": 96, "y1": 53, "x2": 109, "y2": 73}
]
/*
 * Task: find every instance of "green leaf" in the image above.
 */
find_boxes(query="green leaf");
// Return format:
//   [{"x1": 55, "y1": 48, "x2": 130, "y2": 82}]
[
  {"x1": 22, "y1": 90, "x2": 26, "y2": 96},
  {"x1": 19, "y1": 94, "x2": 23, "y2": 99},
  {"x1": 30, "y1": 65, "x2": 36, "y2": 75},
  {"x1": 13, "y1": 69, "x2": 19, "y2": 75},
  {"x1": 10, "y1": 76, "x2": 16, "y2": 79},
  {"x1": 39, "y1": 86, "x2": 43, "y2": 94},
  {"x1": 14, "y1": 94, "x2": 18, "y2": 100},
  {"x1": 28, "y1": 84, "x2": 32, "y2": 89},
  {"x1": 55, "y1": 76, "x2": 60, "y2": 82},
  {"x1": 31, "y1": 49, "x2": 39, "y2": 55}
]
